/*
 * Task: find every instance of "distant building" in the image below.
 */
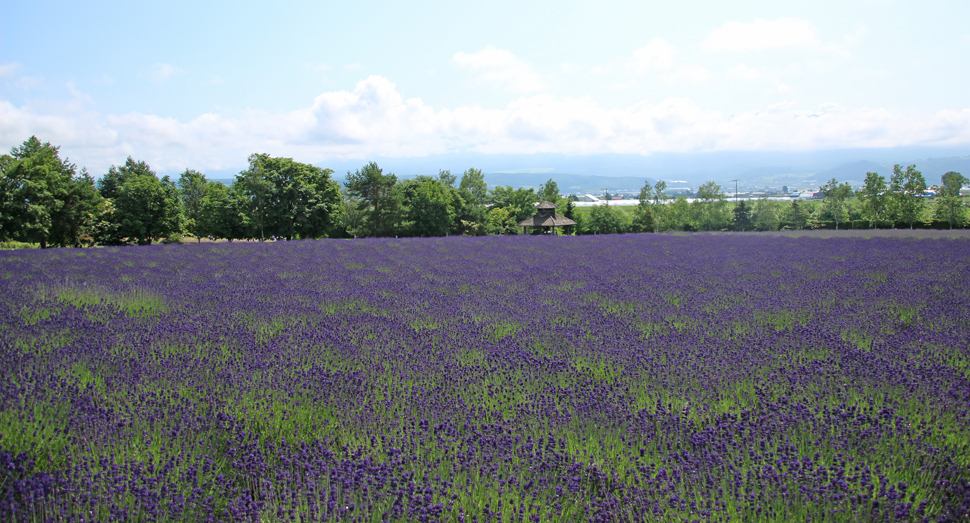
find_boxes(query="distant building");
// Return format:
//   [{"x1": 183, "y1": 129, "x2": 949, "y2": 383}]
[{"x1": 582, "y1": 194, "x2": 601, "y2": 202}]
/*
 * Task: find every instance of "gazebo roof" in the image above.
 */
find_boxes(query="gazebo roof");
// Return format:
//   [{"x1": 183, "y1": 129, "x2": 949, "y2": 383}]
[
  {"x1": 536, "y1": 201, "x2": 558, "y2": 209},
  {"x1": 517, "y1": 213, "x2": 576, "y2": 227}
]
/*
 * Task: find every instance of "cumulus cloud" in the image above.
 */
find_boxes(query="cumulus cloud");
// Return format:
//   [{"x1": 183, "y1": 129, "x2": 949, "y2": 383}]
[
  {"x1": 661, "y1": 65, "x2": 712, "y2": 84},
  {"x1": 627, "y1": 39, "x2": 676, "y2": 74},
  {"x1": 148, "y1": 63, "x2": 183, "y2": 83},
  {"x1": 592, "y1": 39, "x2": 676, "y2": 75},
  {"x1": 1, "y1": 75, "x2": 969, "y2": 174},
  {"x1": 702, "y1": 18, "x2": 845, "y2": 55},
  {"x1": 727, "y1": 64, "x2": 764, "y2": 81},
  {"x1": 592, "y1": 40, "x2": 708, "y2": 84},
  {"x1": 453, "y1": 46, "x2": 547, "y2": 92},
  {"x1": 0, "y1": 63, "x2": 20, "y2": 79}
]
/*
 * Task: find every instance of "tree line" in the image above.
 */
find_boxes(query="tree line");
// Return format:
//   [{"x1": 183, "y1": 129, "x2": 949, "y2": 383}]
[
  {"x1": 609, "y1": 169, "x2": 969, "y2": 234},
  {"x1": 1, "y1": 136, "x2": 967, "y2": 248}
]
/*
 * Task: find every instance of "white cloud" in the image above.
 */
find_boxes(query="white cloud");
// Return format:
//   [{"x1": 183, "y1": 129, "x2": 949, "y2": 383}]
[
  {"x1": 727, "y1": 64, "x2": 763, "y2": 81},
  {"x1": 148, "y1": 63, "x2": 183, "y2": 83},
  {"x1": 628, "y1": 39, "x2": 676, "y2": 74},
  {"x1": 591, "y1": 40, "x2": 708, "y2": 84},
  {"x1": 0, "y1": 62, "x2": 20, "y2": 79},
  {"x1": 453, "y1": 46, "x2": 547, "y2": 92},
  {"x1": 344, "y1": 63, "x2": 364, "y2": 71},
  {"x1": 592, "y1": 39, "x2": 677, "y2": 76},
  {"x1": 661, "y1": 65, "x2": 711, "y2": 84},
  {"x1": 16, "y1": 77, "x2": 43, "y2": 91},
  {"x1": 561, "y1": 62, "x2": 583, "y2": 74},
  {"x1": 702, "y1": 18, "x2": 843, "y2": 55},
  {"x1": 2, "y1": 75, "x2": 969, "y2": 174}
]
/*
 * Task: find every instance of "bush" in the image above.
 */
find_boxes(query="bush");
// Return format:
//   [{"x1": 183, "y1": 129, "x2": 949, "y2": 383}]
[{"x1": 0, "y1": 241, "x2": 40, "y2": 250}]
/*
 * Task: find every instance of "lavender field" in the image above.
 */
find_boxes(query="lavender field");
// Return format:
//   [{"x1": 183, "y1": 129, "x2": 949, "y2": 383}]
[{"x1": 1, "y1": 235, "x2": 969, "y2": 522}]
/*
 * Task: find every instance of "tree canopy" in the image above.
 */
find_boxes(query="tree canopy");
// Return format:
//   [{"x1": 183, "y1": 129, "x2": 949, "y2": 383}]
[{"x1": 0, "y1": 136, "x2": 101, "y2": 247}]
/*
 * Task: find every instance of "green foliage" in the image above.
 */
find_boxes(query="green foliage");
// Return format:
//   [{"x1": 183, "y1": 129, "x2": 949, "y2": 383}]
[
  {"x1": 0, "y1": 136, "x2": 102, "y2": 248},
  {"x1": 458, "y1": 167, "x2": 487, "y2": 205},
  {"x1": 666, "y1": 197, "x2": 692, "y2": 231},
  {"x1": 732, "y1": 200, "x2": 752, "y2": 231},
  {"x1": 689, "y1": 181, "x2": 729, "y2": 231},
  {"x1": 633, "y1": 179, "x2": 670, "y2": 232},
  {"x1": 489, "y1": 185, "x2": 539, "y2": 229},
  {"x1": 437, "y1": 169, "x2": 457, "y2": 188},
  {"x1": 579, "y1": 202, "x2": 631, "y2": 235},
  {"x1": 857, "y1": 171, "x2": 889, "y2": 228},
  {"x1": 98, "y1": 158, "x2": 183, "y2": 245},
  {"x1": 486, "y1": 206, "x2": 517, "y2": 235},
  {"x1": 236, "y1": 153, "x2": 343, "y2": 240},
  {"x1": 780, "y1": 200, "x2": 809, "y2": 230},
  {"x1": 344, "y1": 162, "x2": 401, "y2": 237},
  {"x1": 751, "y1": 198, "x2": 781, "y2": 231},
  {"x1": 890, "y1": 164, "x2": 927, "y2": 229},
  {"x1": 403, "y1": 176, "x2": 456, "y2": 237},
  {"x1": 630, "y1": 203, "x2": 655, "y2": 233},
  {"x1": 820, "y1": 178, "x2": 853, "y2": 230},
  {"x1": 940, "y1": 171, "x2": 967, "y2": 197},
  {"x1": 539, "y1": 178, "x2": 560, "y2": 204},
  {"x1": 177, "y1": 169, "x2": 208, "y2": 241},
  {"x1": 197, "y1": 181, "x2": 247, "y2": 241},
  {"x1": 935, "y1": 171, "x2": 969, "y2": 230}
]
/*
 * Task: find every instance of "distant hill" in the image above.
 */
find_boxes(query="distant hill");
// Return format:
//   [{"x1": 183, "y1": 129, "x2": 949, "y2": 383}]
[
  {"x1": 202, "y1": 149, "x2": 970, "y2": 192},
  {"x1": 815, "y1": 157, "x2": 970, "y2": 186},
  {"x1": 212, "y1": 173, "x2": 655, "y2": 194},
  {"x1": 482, "y1": 172, "x2": 653, "y2": 194}
]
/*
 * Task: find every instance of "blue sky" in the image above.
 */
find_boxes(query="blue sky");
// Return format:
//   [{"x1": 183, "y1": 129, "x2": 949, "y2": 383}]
[{"x1": 2, "y1": 0, "x2": 969, "y2": 177}]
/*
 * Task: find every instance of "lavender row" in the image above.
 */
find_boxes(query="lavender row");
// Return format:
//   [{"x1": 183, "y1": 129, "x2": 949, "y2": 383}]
[{"x1": 1, "y1": 234, "x2": 969, "y2": 522}]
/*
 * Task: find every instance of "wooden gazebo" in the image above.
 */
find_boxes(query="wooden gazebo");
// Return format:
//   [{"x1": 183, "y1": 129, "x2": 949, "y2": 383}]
[{"x1": 517, "y1": 201, "x2": 576, "y2": 235}]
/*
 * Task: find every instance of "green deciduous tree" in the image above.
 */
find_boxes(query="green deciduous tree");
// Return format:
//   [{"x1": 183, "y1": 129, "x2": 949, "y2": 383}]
[
  {"x1": 539, "y1": 178, "x2": 560, "y2": 204},
  {"x1": 635, "y1": 179, "x2": 669, "y2": 232},
  {"x1": 236, "y1": 154, "x2": 343, "y2": 240},
  {"x1": 580, "y1": 202, "x2": 631, "y2": 235},
  {"x1": 459, "y1": 168, "x2": 487, "y2": 205},
  {"x1": 751, "y1": 198, "x2": 781, "y2": 231},
  {"x1": 631, "y1": 204, "x2": 655, "y2": 233},
  {"x1": 0, "y1": 136, "x2": 102, "y2": 247},
  {"x1": 857, "y1": 171, "x2": 888, "y2": 228},
  {"x1": 690, "y1": 181, "x2": 729, "y2": 231},
  {"x1": 197, "y1": 181, "x2": 247, "y2": 241},
  {"x1": 820, "y1": 178, "x2": 853, "y2": 230},
  {"x1": 890, "y1": 164, "x2": 927, "y2": 229},
  {"x1": 437, "y1": 169, "x2": 457, "y2": 188},
  {"x1": 102, "y1": 158, "x2": 183, "y2": 245},
  {"x1": 781, "y1": 200, "x2": 808, "y2": 230},
  {"x1": 935, "y1": 171, "x2": 969, "y2": 229},
  {"x1": 489, "y1": 185, "x2": 539, "y2": 231},
  {"x1": 178, "y1": 169, "x2": 208, "y2": 241},
  {"x1": 486, "y1": 206, "x2": 517, "y2": 235},
  {"x1": 403, "y1": 176, "x2": 455, "y2": 237}
]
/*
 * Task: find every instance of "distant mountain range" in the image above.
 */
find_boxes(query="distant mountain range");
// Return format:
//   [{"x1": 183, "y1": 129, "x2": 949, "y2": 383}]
[{"x1": 203, "y1": 146, "x2": 970, "y2": 193}]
